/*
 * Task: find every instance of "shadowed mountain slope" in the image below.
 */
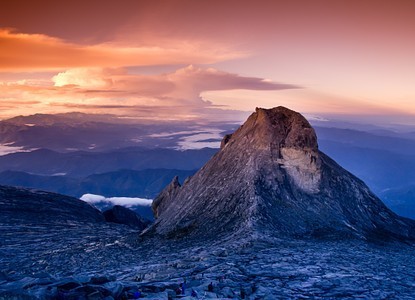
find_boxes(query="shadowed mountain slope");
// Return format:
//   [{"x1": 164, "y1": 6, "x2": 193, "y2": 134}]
[
  {"x1": 0, "y1": 185, "x2": 104, "y2": 224},
  {"x1": 148, "y1": 107, "x2": 415, "y2": 241}
]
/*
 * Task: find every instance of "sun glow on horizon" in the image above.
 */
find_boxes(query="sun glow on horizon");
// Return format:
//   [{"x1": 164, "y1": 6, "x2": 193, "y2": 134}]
[{"x1": 0, "y1": 1, "x2": 414, "y2": 123}]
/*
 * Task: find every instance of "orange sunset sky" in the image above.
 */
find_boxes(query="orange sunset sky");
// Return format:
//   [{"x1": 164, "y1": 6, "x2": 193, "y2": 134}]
[{"x1": 1, "y1": 0, "x2": 414, "y2": 124}]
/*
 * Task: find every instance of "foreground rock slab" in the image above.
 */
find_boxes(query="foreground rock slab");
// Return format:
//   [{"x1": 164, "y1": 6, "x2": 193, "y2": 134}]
[{"x1": 1, "y1": 220, "x2": 415, "y2": 299}]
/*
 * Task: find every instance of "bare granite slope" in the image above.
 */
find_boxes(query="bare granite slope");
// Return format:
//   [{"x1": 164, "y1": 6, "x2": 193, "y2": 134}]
[
  {"x1": 0, "y1": 185, "x2": 104, "y2": 224},
  {"x1": 149, "y1": 107, "x2": 415, "y2": 240}
]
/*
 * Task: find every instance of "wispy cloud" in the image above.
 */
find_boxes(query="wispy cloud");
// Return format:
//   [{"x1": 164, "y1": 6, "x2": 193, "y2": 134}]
[
  {"x1": 52, "y1": 65, "x2": 298, "y2": 105},
  {"x1": 0, "y1": 29, "x2": 247, "y2": 71},
  {"x1": 0, "y1": 65, "x2": 298, "y2": 120}
]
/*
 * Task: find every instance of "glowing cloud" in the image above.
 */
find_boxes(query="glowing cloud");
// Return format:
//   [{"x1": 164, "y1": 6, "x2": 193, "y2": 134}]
[
  {"x1": 0, "y1": 29, "x2": 246, "y2": 71},
  {"x1": 52, "y1": 68, "x2": 119, "y2": 88},
  {"x1": 0, "y1": 65, "x2": 298, "y2": 120}
]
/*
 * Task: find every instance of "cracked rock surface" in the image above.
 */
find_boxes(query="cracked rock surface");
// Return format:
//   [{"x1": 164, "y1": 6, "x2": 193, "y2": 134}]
[
  {"x1": 1, "y1": 169, "x2": 415, "y2": 299},
  {"x1": 2, "y1": 107, "x2": 415, "y2": 299},
  {"x1": 150, "y1": 107, "x2": 415, "y2": 241},
  {"x1": 1, "y1": 222, "x2": 415, "y2": 299}
]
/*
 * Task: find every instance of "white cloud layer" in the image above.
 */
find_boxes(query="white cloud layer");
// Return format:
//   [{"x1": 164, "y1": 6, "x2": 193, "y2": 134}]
[
  {"x1": 80, "y1": 193, "x2": 153, "y2": 207},
  {"x1": 0, "y1": 144, "x2": 34, "y2": 156}
]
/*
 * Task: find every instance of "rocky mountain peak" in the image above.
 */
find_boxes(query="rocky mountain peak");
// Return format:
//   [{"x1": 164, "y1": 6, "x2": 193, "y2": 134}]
[
  {"x1": 222, "y1": 106, "x2": 318, "y2": 150},
  {"x1": 222, "y1": 106, "x2": 321, "y2": 193},
  {"x1": 152, "y1": 176, "x2": 181, "y2": 218},
  {"x1": 146, "y1": 107, "x2": 415, "y2": 241}
]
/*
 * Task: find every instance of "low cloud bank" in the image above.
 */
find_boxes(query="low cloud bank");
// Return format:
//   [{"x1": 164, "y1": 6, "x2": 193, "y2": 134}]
[
  {"x1": 0, "y1": 144, "x2": 34, "y2": 156},
  {"x1": 80, "y1": 193, "x2": 153, "y2": 207}
]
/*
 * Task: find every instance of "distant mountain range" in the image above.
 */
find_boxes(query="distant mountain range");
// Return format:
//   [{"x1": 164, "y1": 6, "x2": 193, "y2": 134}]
[
  {"x1": 0, "y1": 148, "x2": 215, "y2": 177},
  {"x1": 380, "y1": 184, "x2": 415, "y2": 219},
  {"x1": 0, "y1": 169, "x2": 195, "y2": 199},
  {"x1": 0, "y1": 112, "x2": 414, "y2": 220},
  {"x1": 313, "y1": 127, "x2": 415, "y2": 218},
  {"x1": 0, "y1": 112, "x2": 236, "y2": 152}
]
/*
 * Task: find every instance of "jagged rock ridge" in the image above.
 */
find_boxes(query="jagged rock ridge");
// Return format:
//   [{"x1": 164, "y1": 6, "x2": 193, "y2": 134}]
[
  {"x1": 104, "y1": 205, "x2": 151, "y2": 230},
  {"x1": 148, "y1": 106, "x2": 415, "y2": 240}
]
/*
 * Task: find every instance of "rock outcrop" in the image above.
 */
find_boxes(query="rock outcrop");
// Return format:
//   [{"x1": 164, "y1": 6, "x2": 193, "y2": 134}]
[
  {"x1": 152, "y1": 176, "x2": 181, "y2": 218},
  {"x1": 104, "y1": 205, "x2": 151, "y2": 230},
  {"x1": 147, "y1": 107, "x2": 415, "y2": 241},
  {"x1": 0, "y1": 185, "x2": 104, "y2": 224}
]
